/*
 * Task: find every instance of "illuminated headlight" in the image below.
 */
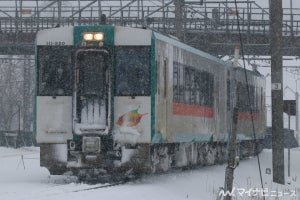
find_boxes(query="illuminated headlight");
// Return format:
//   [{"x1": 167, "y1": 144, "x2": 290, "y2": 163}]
[
  {"x1": 94, "y1": 33, "x2": 104, "y2": 41},
  {"x1": 82, "y1": 137, "x2": 101, "y2": 153},
  {"x1": 83, "y1": 33, "x2": 93, "y2": 41},
  {"x1": 83, "y1": 32, "x2": 104, "y2": 41}
]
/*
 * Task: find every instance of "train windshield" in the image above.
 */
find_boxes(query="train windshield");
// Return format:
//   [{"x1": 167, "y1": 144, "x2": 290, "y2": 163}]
[
  {"x1": 37, "y1": 46, "x2": 72, "y2": 96},
  {"x1": 76, "y1": 51, "x2": 107, "y2": 96},
  {"x1": 115, "y1": 46, "x2": 150, "y2": 96}
]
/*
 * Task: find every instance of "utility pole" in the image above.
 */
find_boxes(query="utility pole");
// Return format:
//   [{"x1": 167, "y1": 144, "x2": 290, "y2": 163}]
[
  {"x1": 225, "y1": 0, "x2": 230, "y2": 41},
  {"x1": 57, "y1": 0, "x2": 62, "y2": 26},
  {"x1": 224, "y1": 107, "x2": 238, "y2": 200},
  {"x1": 270, "y1": 0, "x2": 284, "y2": 184},
  {"x1": 288, "y1": 106, "x2": 291, "y2": 178},
  {"x1": 295, "y1": 78, "x2": 300, "y2": 143},
  {"x1": 296, "y1": 91, "x2": 299, "y2": 142},
  {"x1": 290, "y1": 0, "x2": 294, "y2": 38},
  {"x1": 174, "y1": 0, "x2": 185, "y2": 42},
  {"x1": 223, "y1": 46, "x2": 240, "y2": 200}
]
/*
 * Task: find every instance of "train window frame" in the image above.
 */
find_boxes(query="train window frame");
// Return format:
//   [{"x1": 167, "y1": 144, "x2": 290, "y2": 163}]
[
  {"x1": 173, "y1": 61, "x2": 214, "y2": 108},
  {"x1": 173, "y1": 62, "x2": 179, "y2": 101},
  {"x1": 37, "y1": 46, "x2": 73, "y2": 96},
  {"x1": 184, "y1": 67, "x2": 191, "y2": 104},
  {"x1": 227, "y1": 79, "x2": 231, "y2": 111},
  {"x1": 76, "y1": 51, "x2": 108, "y2": 97},
  {"x1": 114, "y1": 46, "x2": 151, "y2": 96},
  {"x1": 237, "y1": 81, "x2": 261, "y2": 113}
]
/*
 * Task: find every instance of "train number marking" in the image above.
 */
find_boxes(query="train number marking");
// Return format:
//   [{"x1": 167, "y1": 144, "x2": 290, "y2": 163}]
[
  {"x1": 271, "y1": 83, "x2": 281, "y2": 90},
  {"x1": 46, "y1": 41, "x2": 66, "y2": 46}
]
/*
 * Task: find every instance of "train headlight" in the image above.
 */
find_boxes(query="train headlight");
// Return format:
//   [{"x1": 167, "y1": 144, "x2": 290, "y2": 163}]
[
  {"x1": 82, "y1": 136, "x2": 101, "y2": 153},
  {"x1": 83, "y1": 32, "x2": 104, "y2": 41},
  {"x1": 94, "y1": 33, "x2": 104, "y2": 41},
  {"x1": 83, "y1": 33, "x2": 93, "y2": 41}
]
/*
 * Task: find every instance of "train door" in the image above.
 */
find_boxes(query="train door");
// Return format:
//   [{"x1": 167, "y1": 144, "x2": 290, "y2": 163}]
[
  {"x1": 73, "y1": 49, "x2": 110, "y2": 135},
  {"x1": 157, "y1": 57, "x2": 169, "y2": 140}
]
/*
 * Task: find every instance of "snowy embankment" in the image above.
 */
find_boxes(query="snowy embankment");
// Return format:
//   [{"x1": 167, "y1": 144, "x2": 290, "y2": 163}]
[{"x1": 0, "y1": 147, "x2": 299, "y2": 200}]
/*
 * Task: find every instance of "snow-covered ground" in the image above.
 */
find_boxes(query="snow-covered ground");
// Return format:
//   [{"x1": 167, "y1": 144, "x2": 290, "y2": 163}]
[{"x1": 0, "y1": 147, "x2": 299, "y2": 200}]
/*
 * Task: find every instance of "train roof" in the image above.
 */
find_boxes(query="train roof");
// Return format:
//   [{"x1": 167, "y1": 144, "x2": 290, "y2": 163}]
[
  {"x1": 151, "y1": 30, "x2": 264, "y2": 78},
  {"x1": 152, "y1": 31, "x2": 231, "y2": 68}
]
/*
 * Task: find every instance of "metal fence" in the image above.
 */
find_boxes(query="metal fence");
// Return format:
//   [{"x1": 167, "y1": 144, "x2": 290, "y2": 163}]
[{"x1": 0, "y1": 1, "x2": 299, "y2": 36}]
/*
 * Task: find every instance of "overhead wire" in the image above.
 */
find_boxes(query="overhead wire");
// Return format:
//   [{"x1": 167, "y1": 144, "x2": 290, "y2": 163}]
[{"x1": 233, "y1": 0, "x2": 265, "y2": 198}]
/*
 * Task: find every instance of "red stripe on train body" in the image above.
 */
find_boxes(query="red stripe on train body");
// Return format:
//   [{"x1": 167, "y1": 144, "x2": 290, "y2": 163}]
[
  {"x1": 173, "y1": 103, "x2": 214, "y2": 118},
  {"x1": 238, "y1": 112, "x2": 260, "y2": 121}
]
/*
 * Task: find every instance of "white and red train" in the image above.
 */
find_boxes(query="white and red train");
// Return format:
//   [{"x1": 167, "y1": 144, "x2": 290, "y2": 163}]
[{"x1": 35, "y1": 25, "x2": 266, "y2": 179}]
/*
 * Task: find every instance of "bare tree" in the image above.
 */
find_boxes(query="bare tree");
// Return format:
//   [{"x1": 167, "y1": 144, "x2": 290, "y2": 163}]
[{"x1": 0, "y1": 56, "x2": 34, "y2": 133}]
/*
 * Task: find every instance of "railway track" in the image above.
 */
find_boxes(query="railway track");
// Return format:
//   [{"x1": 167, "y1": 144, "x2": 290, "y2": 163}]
[{"x1": 72, "y1": 181, "x2": 125, "y2": 192}]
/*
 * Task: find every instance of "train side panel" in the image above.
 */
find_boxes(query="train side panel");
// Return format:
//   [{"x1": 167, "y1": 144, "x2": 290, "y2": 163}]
[
  {"x1": 36, "y1": 96, "x2": 73, "y2": 143},
  {"x1": 153, "y1": 34, "x2": 229, "y2": 143}
]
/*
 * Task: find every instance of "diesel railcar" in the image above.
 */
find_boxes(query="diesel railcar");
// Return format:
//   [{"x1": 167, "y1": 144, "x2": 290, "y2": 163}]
[{"x1": 35, "y1": 25, "x2": 266, "y2": 178}]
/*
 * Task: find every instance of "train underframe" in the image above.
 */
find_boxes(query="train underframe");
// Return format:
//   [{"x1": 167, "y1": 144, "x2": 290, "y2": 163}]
[{"x1": 40, "y1": 139, "x2": 264, "y2": 182}]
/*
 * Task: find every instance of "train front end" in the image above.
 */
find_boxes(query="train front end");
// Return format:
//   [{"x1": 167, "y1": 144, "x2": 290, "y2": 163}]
[{"x1": 35, "y1": 26, "x2": 152, "y2": 176}]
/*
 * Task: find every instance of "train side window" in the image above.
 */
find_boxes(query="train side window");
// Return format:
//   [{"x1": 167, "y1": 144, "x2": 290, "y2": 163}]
[
  {"x1": 242, "y1": 84, "x2": 247, "y2": 112},
  {"x1": 202, "y1": 71, "x2": 210, "y2": 106},
  {"x1": 190, "y1": 69, "x2": 196, "y2": 105},
  {"x1": 255, "y1": 86, "x2": 259, "y2": 112},
  {"x1": 194, "y1": 71, "x2": 201, "y2": 105},
  {"x1": 184, "y1": 67, "x2": 191, "y2": 104},
  {"x1": 237, "y1": 82, "x2": 251, "y2": 112},
  {"x1": 178, "y1": 64, "x2": 184, "y2": 103},
  {"x1": 37, "y1": 46, "x2": 72, "y2": 96},
  {"x1": 251, "y1": 85, "x2": 255, "y2": 111},
  {"x1": 227, "y1": 79, "x2": 231, "y2": 110},
  {"x1": 115, "y1": 46, "x2": 150, "y2": 96},
  {"x1": 208, "y1": 73, "x2": 214, "y2": 107},
  {"x1": 261, "y1": 87, "x2": 264, "y2": 110},
  {"x1": 237, "y1": 82, "x2": 242, "y2": 110},
  {"x1": 259, "y1": 86, "x2": 263, "y2": 111},
  {"x1": 198, "y1": 71, "x2": 204, "y2": 106},
  {"x1": 172, "y1": 64, "x2": 214, "y2": 108},
  {"x1": 173, "y1": 62, "x2": 179, "y2": 102}
]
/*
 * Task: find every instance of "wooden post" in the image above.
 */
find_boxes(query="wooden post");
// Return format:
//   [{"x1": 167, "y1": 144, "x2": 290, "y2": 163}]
[
  {"x1": 223, "y1": 46, "x2": 240, "y2": 200},
  {"x1": 225, "y1": 106, "x2": 239, "y2": 200}
]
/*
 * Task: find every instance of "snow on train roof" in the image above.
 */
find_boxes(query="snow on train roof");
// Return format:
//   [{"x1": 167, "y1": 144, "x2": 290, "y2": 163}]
[
  {"x1": 153, "y1": 31, "x2": 264, "y2": 78},
  {"x1": 115, "y1": 26, "x2": 152, "y2": 45}
]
